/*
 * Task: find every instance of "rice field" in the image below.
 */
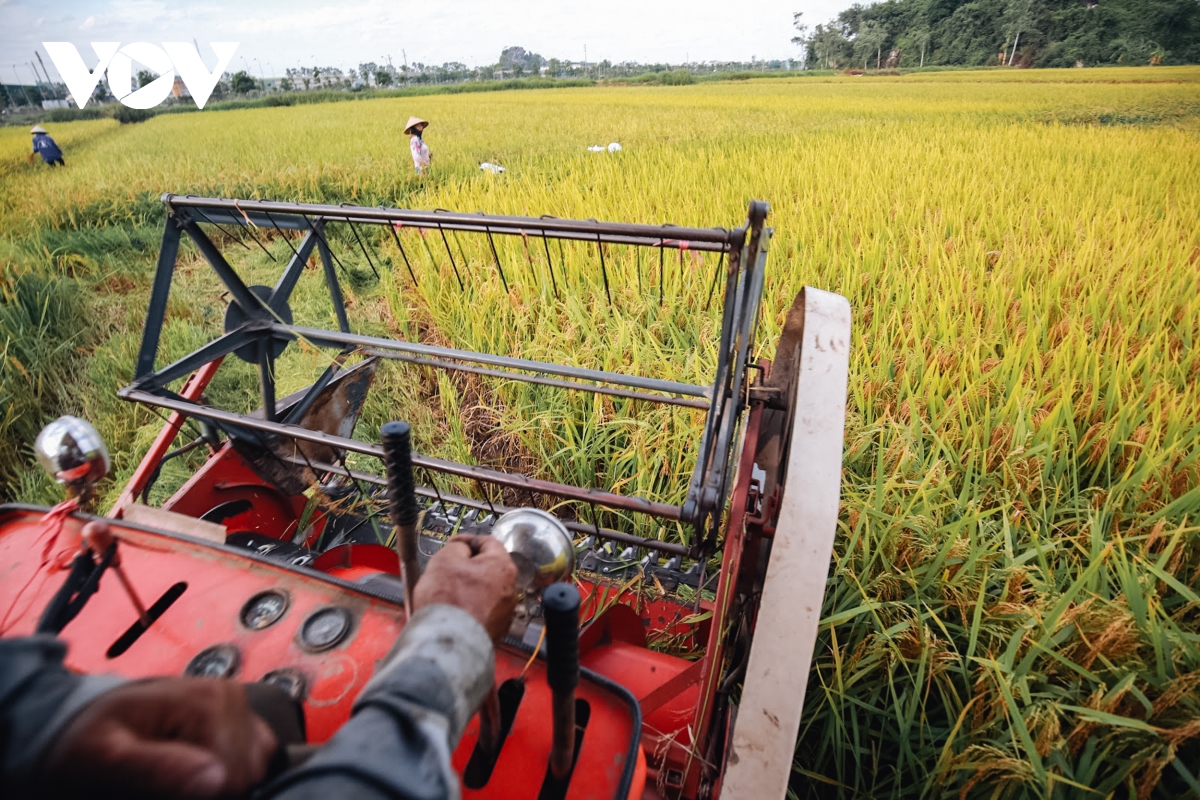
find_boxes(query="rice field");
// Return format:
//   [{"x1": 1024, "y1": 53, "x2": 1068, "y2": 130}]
[{"x1": 2, "y1": 67, "x2": 1199, "y2": 798}]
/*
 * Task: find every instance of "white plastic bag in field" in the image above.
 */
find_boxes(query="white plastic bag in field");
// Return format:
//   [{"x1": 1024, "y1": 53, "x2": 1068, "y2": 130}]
[
  {"x1": 607, "y1": 142, "x2": 622, "y2": 151},
  {"x1": 587, "y1": 145, "x2": 605, "y2": 152},
  {"x1": 480, "y1": 162, "x2": 506, "y2": 173}
]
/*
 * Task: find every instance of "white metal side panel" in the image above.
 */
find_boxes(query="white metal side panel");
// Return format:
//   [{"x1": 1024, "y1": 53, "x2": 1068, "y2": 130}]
[{"x1": 719, "y1": 287, "x2": 851, "y2": 800}]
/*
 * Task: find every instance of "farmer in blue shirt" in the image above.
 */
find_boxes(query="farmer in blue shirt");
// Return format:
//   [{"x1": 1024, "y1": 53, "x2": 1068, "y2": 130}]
[{"x1": 30, "y1": 125, "x2": 64, "y2": 167}]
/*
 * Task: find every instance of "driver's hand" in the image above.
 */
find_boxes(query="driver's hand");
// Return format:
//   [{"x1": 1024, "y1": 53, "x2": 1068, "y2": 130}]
[
  {"x1": 414, "y1": 534, "x2": 517, "y2": 642},
  {"x1": 39, "y1": 678, "x2": 277, "y2": 799}
]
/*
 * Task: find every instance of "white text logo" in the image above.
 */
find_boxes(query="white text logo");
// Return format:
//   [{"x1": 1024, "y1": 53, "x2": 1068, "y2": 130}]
[{"x1": 43, "y1": 42, "x2": 240, "y2": 110}]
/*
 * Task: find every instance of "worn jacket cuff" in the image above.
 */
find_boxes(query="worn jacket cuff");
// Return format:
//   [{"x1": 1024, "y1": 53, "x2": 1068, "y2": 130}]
[
  {"x1": 355, "y1": 604, "x2": 494, "y2": 745},
  {"x1": 0, "y1": 635, "x2": 125, "y2": 798}
]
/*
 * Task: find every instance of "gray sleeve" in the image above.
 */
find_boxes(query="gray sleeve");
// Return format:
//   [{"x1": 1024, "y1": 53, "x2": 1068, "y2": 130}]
[
  {"x1": 1, "y1": 635, "x2": 125, "y2": 799},
  {"x1": 264, "y1": 604, "x2": 494, "y2": 800}
]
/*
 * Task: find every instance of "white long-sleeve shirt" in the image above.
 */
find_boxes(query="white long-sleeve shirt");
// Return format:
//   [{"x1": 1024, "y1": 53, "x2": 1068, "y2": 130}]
[{"x1": 410, "y1": 135, "x2": 431, "y2": 173}]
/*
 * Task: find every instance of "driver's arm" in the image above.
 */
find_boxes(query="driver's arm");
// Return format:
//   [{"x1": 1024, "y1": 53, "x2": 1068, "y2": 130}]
[
  {"x1": 263, "y1": 535, "x2": 516, "y2": 800},
  {"x1": 0, "y1": 635, "x2": 125, "y2": 797}
]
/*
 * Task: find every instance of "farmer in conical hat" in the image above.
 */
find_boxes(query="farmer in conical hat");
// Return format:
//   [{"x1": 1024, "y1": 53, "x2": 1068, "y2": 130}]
[
  {"x1": 404, "y1": 116, "x2": 431, "y2": 174},
  {"x1": 30, "y1": 125, "x2": 65, "y2": 167}
]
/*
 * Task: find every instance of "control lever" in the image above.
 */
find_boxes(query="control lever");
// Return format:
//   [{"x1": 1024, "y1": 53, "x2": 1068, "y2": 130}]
[
  {"x1": 543, "y1": 582, "x2": 581, "y2": 779},
  {"x1": 82, "y1": 520, "x2": 150, "y2": 628},
  {"x1": 381, "y1": 421, "x2": 504, "y2": 756},
  {"x1": 381, "y1": 421, "x2": 421, "y2": 616}
]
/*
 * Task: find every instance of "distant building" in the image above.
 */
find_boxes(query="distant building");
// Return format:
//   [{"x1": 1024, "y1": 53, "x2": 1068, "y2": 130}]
[{"x1": 172, "y1": 77, "x2": 190, "y2": 98}]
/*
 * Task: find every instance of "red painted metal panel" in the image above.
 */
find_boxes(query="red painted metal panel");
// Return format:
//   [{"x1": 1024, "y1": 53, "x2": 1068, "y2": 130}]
[{"x1": 0, "y1": 508, "x2": 646, "y2": 798}]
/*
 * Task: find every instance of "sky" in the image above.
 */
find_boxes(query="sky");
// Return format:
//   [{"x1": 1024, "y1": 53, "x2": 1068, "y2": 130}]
[{"x1": 1, "y1": 0, "x2": 857, "y2": 82}]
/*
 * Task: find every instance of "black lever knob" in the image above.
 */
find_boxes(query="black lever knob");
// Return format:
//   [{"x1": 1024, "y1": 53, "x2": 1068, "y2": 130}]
[
  {"x1": 381, "y1": 421, "x2": 420, "y2": 613},
  {"x1": 543, "y1": 583, "x2": 580, "y2": 692},
  {"x1": 381, "y1": 421, "x2": 418, "y2": 527},
  {"x1": 542, "y1": 582, "x2": 580, "y2": 778}
]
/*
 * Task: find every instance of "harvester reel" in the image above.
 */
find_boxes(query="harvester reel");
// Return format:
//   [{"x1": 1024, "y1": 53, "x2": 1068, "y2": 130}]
[{"x1": 224, "y1": 284, "x2": 294, "y2": 362}]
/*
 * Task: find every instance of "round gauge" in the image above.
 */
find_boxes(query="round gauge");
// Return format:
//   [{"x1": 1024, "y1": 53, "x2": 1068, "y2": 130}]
[
  {"x1": 184, "y1": 645, "x2": 240, "y2": 678},
  {"x1": 240, "y1": 591, "x2": 289, "y2": 631},
  {"x1": 299, "y1": 607, "x2": 352, "y2": 652},
  {"x1": 261, "y1": 669, "x2": 308, "y2": 701}
]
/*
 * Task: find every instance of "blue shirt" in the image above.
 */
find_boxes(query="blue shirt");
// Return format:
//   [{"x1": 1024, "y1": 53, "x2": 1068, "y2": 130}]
[{"x1": 32, "y1": 134, "x2": 62, "y2": 163}]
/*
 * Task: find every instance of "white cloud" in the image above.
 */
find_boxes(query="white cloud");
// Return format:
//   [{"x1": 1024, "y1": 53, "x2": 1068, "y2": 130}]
[{"x1": 80, "y1": 15, "x2": 95, "y2": 29}]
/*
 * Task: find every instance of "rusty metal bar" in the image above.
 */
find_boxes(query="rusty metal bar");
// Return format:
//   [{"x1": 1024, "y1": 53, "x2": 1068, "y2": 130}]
[
  {"x1": 164, "y1": 195, "x2": 733, "y2": 249},
  {"x1": 273, "y1": 452, "x2": 690, "y2": 556},
  {"x1": 365, "y1": 351, "x2": 710, "y2": 409},
  {"x1": 119, "y1": 388, "x2": 688, "y2": 523},
  {"x1": 275, "y1": 324, "x2": 709, "y2": 399}
]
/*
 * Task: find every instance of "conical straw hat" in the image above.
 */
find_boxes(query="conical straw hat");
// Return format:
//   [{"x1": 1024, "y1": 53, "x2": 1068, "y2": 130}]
[
  {"x1": 30, "y1": 125, "x2": 47, "y2": 134},
  {"x1": 403, "y1": 116, "x2": 428, "y2": 134}
]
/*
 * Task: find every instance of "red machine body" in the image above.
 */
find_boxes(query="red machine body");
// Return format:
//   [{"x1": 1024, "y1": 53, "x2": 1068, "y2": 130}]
[{"x1": 2, "y1": 196, "x2": 853, "y2": 800}]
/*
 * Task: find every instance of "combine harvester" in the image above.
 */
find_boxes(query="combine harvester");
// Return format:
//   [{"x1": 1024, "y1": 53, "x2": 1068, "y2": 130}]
[{"x1": 1, "y1": 196, "x2": 850, "y2": 799}]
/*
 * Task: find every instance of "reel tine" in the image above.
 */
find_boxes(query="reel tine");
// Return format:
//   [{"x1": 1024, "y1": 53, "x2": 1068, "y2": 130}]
[
  {"x1": 423, "y1": 466, "x2": 446, "y2": 511},
  {"x1": 302, "y1": 214, "x2": 350, "y2": 277},
  {"x1": 705, "y1": 250, "x2": 726, "y2": 311},
  {"x1": 475, "y1": 479, "x2": 497, "y2": 517},
  {"x1": 231, "y1": 200, "x2": 278, "y2": 262},
  {"x1": 190, "y1": 206, "x2": 253, "y2": 252},
  {"x1": 345, "y1": 219, "x2": 380, "y2": 279},
  {"x1": 541, "y1": 230, "x2": 560, "y2": 300},
  {"x1": 520, "y1": 231, "x2": 539, "y2": 289},
  {"x1": 437, "y1": 222, "x2": 460, "y2": 286},
  {"x1": 450, "y1": 230, "x2": 471, "y2": 279},
  {"x1": 387, "y1": 223, "x2": 419, "y2": 287},
  {"x1": 261, "y1": 209, "x2": 301, "y2": 261},
  {"x1": 636, "y1": 246, "x2": 642, "y2": 294},
  {"x1": 595, "y1": 233, "x2": 612, "y2": 309},
  {"x1": 483, "y1": 222, "x2": 509, "y2": 293},
  {"x1": 659, "y1": 243, "x2": 665, "y2": 306}
]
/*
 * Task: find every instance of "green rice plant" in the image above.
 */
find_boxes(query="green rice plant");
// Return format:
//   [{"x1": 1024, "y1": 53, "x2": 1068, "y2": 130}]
[{"x1": 0, "y1": 66, "x2": 1197, "y2": 796}]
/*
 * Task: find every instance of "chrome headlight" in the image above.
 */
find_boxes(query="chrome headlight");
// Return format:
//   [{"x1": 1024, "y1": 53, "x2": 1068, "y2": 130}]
[
  {"x1": 491, "y1": 508, "x2": 574, "y2": 594},
  {"x1": 34, "y1": 416, "x2": 110, "y2": 497}
]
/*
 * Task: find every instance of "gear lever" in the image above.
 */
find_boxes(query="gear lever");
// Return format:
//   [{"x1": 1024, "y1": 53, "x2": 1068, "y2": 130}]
[
  {"x1": 543, "y1": 582, "x2": 581, "y2": 779},
  {"x1": 381, "y1": 421, "x2": 421, "y2": 616},
  {"x1": 381, "y1": 421, "x2": 504, "y2": 756}
]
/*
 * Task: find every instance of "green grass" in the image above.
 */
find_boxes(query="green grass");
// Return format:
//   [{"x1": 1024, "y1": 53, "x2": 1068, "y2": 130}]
[{"x1": 1, "y1": 67, "x2": 1198, "y2": 798}]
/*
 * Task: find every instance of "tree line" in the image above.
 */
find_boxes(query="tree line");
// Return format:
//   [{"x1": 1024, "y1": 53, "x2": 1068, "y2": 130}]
[{"x1": 794, "y1": 0, "x2": 1200, "y2": 70}]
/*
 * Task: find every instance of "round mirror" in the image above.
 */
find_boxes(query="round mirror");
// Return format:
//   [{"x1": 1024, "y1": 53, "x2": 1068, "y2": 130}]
[{"x1": 34, "y1": 416, "x2": 110, "y2": 497}]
